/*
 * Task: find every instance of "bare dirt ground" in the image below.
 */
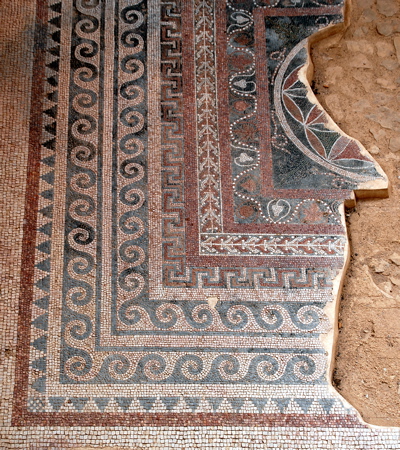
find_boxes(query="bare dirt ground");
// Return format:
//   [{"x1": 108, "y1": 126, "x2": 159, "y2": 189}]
[{"x1": 312, "y1": 0, "x2": 400, "y2": 427}]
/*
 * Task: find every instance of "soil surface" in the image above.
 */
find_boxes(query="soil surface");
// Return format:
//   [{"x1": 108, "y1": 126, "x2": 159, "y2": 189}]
[{"x1": 312, "y1": 0, "x2": 400, "y2": 427}]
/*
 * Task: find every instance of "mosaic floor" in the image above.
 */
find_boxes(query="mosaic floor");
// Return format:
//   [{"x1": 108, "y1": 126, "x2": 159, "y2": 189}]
[{"x1": 1, "y1": 0, "x2": 400, "y2": 448}]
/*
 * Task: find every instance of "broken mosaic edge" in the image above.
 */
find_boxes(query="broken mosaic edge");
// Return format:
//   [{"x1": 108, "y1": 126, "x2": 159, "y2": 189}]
[{"x1": 303, "y1": 0, "x2": 390, "y2": 428}]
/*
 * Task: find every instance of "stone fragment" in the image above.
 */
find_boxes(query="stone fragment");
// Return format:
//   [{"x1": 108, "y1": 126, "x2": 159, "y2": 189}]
[
  {"x1": 370, "y1": 128, "x2": 387, "y2": 141},
  {"x1": 369, "y1": 145, "x2": 380, "y2": 155},
  {"x1": 377, "y1": 41, "x2": 395, "y2": 58},
  {"x1": 390, "y1": 253, "x2": 400, "y2": 266},
  {"x1": 377, "y1": 22, "x2": 394, "y2": 36},
  {"x1": 393, "y1": 36, "x2": 400, "y2": 63},
  {"x1": 389, "y1": 136, "x2": 400, "y2": 152},
  {"x1": 377, "y1": 0, "x2": 399, "y2": 17},
  {"x1": 324, "y1": 94, "x2": 344, "y2": 121},
  {"x1": 366, "y1": 107, "x2": 400, "y2": 132},
  {"x1": 362, "y1": 9, "x2": 378, "y2": 23},
  {"x1": 381, "y1": 59, "x2": 399, "y2": 71},
  {"x1": 370, "y1": 259, "x2": 390, "y2": 273},
  {"x1": 376, "y1": 77, "x2": 398, "y2": 90},
  {"x1": 380, "y1": 281, "x2": 393, "y2": 294},
  {"x1": 390, "y1": 276, "x2": 400, "y2": 286}
]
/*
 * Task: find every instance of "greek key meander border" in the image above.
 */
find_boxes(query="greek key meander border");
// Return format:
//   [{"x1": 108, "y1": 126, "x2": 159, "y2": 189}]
[{"x1": 164, "y1": 0, "x2": 348, "y2": 284}]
